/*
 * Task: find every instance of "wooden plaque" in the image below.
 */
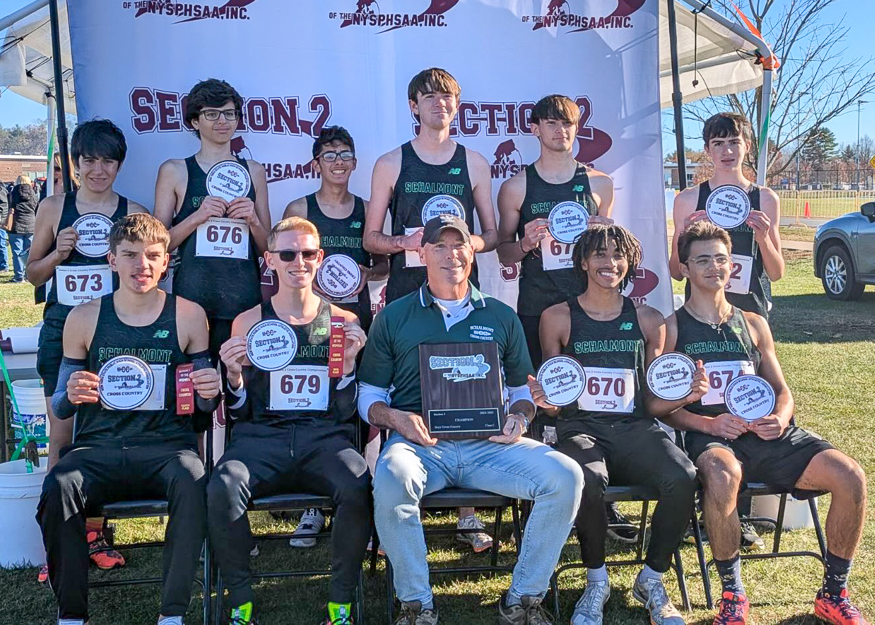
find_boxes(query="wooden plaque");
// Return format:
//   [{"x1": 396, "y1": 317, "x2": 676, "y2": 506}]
[{"x1": 418, "y1": 342, "x2": 505, "y2": 439}]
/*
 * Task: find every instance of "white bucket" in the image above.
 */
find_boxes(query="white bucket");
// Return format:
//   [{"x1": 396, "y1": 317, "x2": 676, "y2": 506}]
[
  {"x1": 0, "y1": 459, "x2": 48, "y2": 567},
  {"x1": 752, "y1": 494, "x2": 817, "y2": 530},
  {"x1": 9, "y1": 379, "x2": 49, "y2": 451}
]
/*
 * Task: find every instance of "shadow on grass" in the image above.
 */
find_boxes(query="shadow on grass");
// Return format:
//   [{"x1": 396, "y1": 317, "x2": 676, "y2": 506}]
[{"x1": 770, "y1": 292, "x2": 875, "y2": 344}]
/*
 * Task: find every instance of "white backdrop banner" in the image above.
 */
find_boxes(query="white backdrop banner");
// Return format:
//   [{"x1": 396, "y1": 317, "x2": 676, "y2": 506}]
[{"x1": 67, "y1": 0, "x2": 669, "y2": 314}]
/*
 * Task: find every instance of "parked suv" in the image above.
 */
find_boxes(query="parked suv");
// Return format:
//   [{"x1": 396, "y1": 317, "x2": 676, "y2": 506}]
[{"x1": 813, "y1": 201, "x2": 875, "y2": 300}]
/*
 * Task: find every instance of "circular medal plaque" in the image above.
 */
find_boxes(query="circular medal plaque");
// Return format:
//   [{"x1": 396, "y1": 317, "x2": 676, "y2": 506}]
[
  {"x1": 72, "y1": 214, "x2": 114, "y2": 258},
  {"x1": 246, "y1": 320, "x2": 298, "y2": 371},
  {"x1": 317, "y1": 254, "x2": 362, "y2": 300},
  {"x1": 646, "y1": 353, "x2": 696, "y2": 401},
  {"x1": 536, "y1": 356, "x2": 587, "y2": 406},
  {"x1": 98, "y1": 355, "x2": 154, "y2": 410},
  {"x1": 547, "y1": 201, "x2": 589, "y2": 244},
  {"x1": 421, "y1": 194, "x2": 465, "y2": 224},
  {"x1": 724, "y1": 374, "x2": 776, "y2": 422},
  {"x1": 705, "y1": 185, "x2": 751, "y2": 229},
  {"x1": 206, "y1": 161, "x2": 252, "y2": 203}
]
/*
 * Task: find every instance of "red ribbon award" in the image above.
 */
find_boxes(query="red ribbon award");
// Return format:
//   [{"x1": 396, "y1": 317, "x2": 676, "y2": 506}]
[{"x1": 328, "y1": 317, "x2": 346, "y2": 378}]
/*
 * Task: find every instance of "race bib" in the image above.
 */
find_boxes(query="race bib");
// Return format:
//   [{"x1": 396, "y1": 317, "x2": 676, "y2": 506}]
[
  {"x1": 578, "y1": 367, "x2": 636, "y2": 414},
  {"x1": 55, "y1": 265, "x2": 113, "y2": 306},
  {"x1": 701, "y1": 360, "x2": 756, "y2": 406},
  {"x1": 136, "y1": 365, "x2": 167, "y2": 411},
  {"x1": 540, "y1": 235, "x2": 574, "y2": 271},
  {"x1": 724, "y1": 254, "x2": 754, "y2": 295},
  {"x1": 195, "y1": 217, "x2": 249, "y2": 259},
  {"x1": 404, "y1": 227, "x2": 424, "y2": 268},
  {"x1": 269, "y1": 365, "x2": 330, "y2": 412}
]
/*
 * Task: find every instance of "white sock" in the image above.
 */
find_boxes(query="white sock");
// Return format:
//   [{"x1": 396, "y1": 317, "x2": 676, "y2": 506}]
[{"x1": 587, "y1": 565, "x2": 608, "y2": 583}]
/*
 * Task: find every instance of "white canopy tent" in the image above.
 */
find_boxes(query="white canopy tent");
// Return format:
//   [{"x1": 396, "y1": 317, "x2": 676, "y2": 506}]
[{"x1": 0, "y1": 0, "x2": 773, "y2": 183}]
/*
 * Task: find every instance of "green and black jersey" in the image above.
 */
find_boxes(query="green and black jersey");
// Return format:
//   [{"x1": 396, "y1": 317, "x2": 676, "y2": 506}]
[
  {"x1": 560, "y1": 296, "x2": 646, "y2": 420},
  {"x1": 245, "y1": 298, "x2": 353, "y2": 429},
  {"x1": 387, "y1": 141, "x2": 477, "y2": 303},
  {"x1": 674, "y1": 305, "x2": 761, "y2": 417},
  {"x1": 77, "y1": 293, "x2": 191, "y2": 443},
  {"x1": 358, "y1": 282, "x2": 533, "y2": 415},
  {"x1": 517, "y1": 164, "x2": 596, "y2": 317}
]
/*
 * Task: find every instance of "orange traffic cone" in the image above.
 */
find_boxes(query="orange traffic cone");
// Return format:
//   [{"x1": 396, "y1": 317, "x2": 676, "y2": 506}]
[{"x1": 803, "y1": 201, "x2": 811, "y2": 218}]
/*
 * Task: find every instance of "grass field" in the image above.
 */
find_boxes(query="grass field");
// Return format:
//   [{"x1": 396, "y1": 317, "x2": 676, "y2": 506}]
[{"x1": 1, "y1": 254, "x2": 873, "y2": 624}]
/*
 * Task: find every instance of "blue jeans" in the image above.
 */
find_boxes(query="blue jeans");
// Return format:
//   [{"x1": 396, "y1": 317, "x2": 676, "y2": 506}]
[
  {"x1": 8, "y1": 232, "x2": 32, "y2": 281},
  {"x1": 373, "y1": 432, "x2": 583, "y2": 607},
  {"x1": 0, "y1": 229, "x2": 8, "y2": 271}
]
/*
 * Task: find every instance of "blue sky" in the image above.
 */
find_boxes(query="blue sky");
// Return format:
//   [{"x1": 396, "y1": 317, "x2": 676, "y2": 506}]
[{"x1": 1, "y1": 0, "x2": 872, "y2": 156}]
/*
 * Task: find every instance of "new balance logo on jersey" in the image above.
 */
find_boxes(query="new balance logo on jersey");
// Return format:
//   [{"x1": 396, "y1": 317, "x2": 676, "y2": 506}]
[
  {"x1": 350, "y1": 221, "x2": 362, "y2": 229},
  {"x1": 618, "y1": 323, "x2": 634, "y2": 331},
  {"x1": 447, "y1": 167, "x2": 461, "y2": 175},
  {"x1": 572, "y1": 185, "x2": 585, "y2": 192},
  {"x1": 153, "y1": 330, "x2": 170, "y2": 339},
  {"x1": 314, "y1": 327, "x2": 329, "y2": 336}
]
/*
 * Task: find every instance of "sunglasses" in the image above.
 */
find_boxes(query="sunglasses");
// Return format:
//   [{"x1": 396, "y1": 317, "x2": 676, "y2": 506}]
[{"x1": 269, "y1": 249, "x2": 320, "y2": 262}]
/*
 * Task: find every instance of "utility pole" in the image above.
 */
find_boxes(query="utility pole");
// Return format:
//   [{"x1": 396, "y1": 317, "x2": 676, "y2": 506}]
[{"x1": 796, "y1": 91, "x2": 808, "y2": 191}]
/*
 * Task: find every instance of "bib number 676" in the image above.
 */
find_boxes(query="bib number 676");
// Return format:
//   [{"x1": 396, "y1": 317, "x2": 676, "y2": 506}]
[{"x1": 206, "y1": 224, "x2": 243, "y2": 244}]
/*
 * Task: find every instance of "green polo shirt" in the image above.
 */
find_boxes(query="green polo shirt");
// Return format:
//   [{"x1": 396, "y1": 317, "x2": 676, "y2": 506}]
[{"x1": 359, "y1": 282, "x2": 534, "y2": 415}]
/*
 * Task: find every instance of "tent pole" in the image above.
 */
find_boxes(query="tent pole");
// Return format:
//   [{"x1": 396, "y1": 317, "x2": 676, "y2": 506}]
[
  {"x1": 48, "y1": 0, "x2": 71, "y2": 193},
  {"x1": 667, "y1": 0, "x2": 687, "y2": 190},
  {"x1": 756, "y1": 69, "x2": 773, "y2": 186},
  {"x1": 46, "y1": 92, "x2": 56, "y2": 195}
]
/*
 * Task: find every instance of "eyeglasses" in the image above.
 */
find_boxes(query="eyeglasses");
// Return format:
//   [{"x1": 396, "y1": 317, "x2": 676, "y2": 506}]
[
  {"x1": 200, "y1": 109, "x2": 240, "y2": 121},
  {"x1": 269, "y1": 249, "x2": 320, "y2": 262},
  {"x1": 689, "y1": 254, "x2": 731, "y2": 269},
  {"x1": 318, "y1": 150, "x2": 355, "y2": 162}
]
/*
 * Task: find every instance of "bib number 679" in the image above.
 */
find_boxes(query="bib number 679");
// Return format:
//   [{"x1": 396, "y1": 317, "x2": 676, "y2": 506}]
[{"x1": 280, "y1": 374, "x2": 321, "y2": 395}]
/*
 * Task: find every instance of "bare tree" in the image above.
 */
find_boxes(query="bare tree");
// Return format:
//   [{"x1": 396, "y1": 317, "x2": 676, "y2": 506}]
[{"x1": 684, "y1": 0, "x2": 875, "y2": 179}]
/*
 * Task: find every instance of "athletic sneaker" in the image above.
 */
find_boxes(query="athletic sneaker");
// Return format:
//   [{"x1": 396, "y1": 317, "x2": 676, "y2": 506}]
[
  {"x1": 570, "y1": 581, "x2": 610, "y2": 625},
  {"x1": 456, "y1": 515, "x2": 493, "y2": 553},
  {"x1": 632, "y1": 574, "x2": 684, "y2": 624},
  {"x1": 497, "y1": 594, "x2": 553, "y2": 624},
  {"x1": 683, "y1": 519, "x2": 707, "y2": 545},
  {"x1": 37, "y1": 563, "x2": 48, "y2": 583},
  {"x1": 712, "y1": 591, "x2": 749, "y2": 625},
  {"x1": 606, "y1": 504, "x2": 638, "y2": 543},
  {"x1": 394, "y1": 601, "x2": 439, "y2": 624},
  {"x1": 229, "y1": 601, "x2": 256, "y2": 625},
  {"x1": 290, "y1": 508, "x2": 325, "y2": 548},
  {"x1": 739, "y1": 522, "x2": 765, "y2": 552},
  {"x1": 157, "y1": 617, "x2": 183, "y2": 624},
  {"x1": 323, "y1": 616, "x2": 353, "y2": 625},
  {"x1": 814, "y1": 588, "x2": 869, "y2": 624},
  {"x1": 87, "y1": 530, "x2": 126, "y2": 570}
]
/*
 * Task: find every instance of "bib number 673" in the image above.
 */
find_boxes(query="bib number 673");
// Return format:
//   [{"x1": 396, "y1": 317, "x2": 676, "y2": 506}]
[{"x1": 64, "y1": 273, "x2": 103, "y2": 293}]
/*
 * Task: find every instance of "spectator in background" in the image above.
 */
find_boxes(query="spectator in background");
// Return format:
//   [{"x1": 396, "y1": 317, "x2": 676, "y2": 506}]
[
  {"x1": 40, "y1": 154, "x2": 80, "y2": 203},
  {"x1": 0, "y1": 183, "x2": 9, "y2": 273},
  {"x1": 9, "y1": 175, "x2": 38, "y2": 282}
]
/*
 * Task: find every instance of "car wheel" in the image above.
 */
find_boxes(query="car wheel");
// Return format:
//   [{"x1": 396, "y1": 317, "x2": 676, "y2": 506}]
[{"x1": 820, "y1": 245, "x2": 865, "y2": 301}]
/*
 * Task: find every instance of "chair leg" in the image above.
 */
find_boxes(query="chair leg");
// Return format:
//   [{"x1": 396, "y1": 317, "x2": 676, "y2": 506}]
[
  {"x1": 213, "y1": 568, "x2": 224, "y2": 625},
  {"x1": 491, "y1": 506, "x2": 504, "y2": 569},
  {"x1": 385, "y1": 557, "x2": 395, "y2": 625},
  {"x1": 356, "y1": 567, "x2": 366, "y2": 624},
  {"x1": 673, "y1": 548, "x2": 691, "y2": 611},
  {"x1": 773, "y1": 494, "x2": 788, "y2": 552},
  {"x1": 551, "y1": 571, "x2": 561, "y2": 620},
  {"x1": 691, "y1": 507, "x2": 713, "y2": 610},
  {"x1": 636, "y1": 500, "x2": 650, "y2": 562},
  {"x1": 810, "y1": 497, "x2": 827, "y2": 559},
  {"x1": 370, "y1": 528, "x2": 380, "y2": 575},
  {"x1": 512, "y1": 501, "x2": 522, "y2": 555},
  {"x1": 202, "y1": 538, "x2": 212, "y2": 625}
]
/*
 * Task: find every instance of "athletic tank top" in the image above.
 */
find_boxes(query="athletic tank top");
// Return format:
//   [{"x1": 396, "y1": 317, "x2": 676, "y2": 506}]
[
  {"x1": 687, "y1": 181, "x2": 769, "y2": 318},
  {"x1": 517, "y1": 164, "x2": 597, "y2": 317},
  {"x1": 674, "y1": 306, "x2": 762, "y2": 417},
  {"x1": 247, "y1": 298, "x2": 349, "y2": 428},
  {"x1": 387, "y1": 141, "x2": 477, "y2": 303},
  {"x1": 76, "y1": 293, "x2": 191, "y2": 442},
  {"x1": 172, "y1": 155, "x2": 261, "y2": 320},
  {"x1": 44, "y1": 192, "x2": 128, "y2": 320},
  {"x1": 560, "y1": 296, "x2": 646, "y2": 419},
  {"x1": 305, "y1": 193, "x2": 372, "y2": 326}
]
